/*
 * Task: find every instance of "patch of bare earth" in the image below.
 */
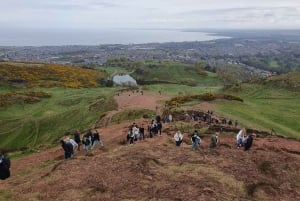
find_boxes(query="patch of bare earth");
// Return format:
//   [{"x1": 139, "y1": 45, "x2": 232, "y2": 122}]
[{"x1": 0, "y1": 92, "x2": 299, "y2": 201}]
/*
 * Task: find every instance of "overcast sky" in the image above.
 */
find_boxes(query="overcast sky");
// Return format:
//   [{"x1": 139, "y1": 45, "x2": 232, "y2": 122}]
[{"x1": 1, "y1": 0, "x2": 300, "y2": 30}]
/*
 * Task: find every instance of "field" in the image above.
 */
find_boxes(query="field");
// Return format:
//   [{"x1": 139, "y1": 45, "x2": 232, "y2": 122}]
[
  {"x1": 0, "y1": 61, "x2": 299, "y2": 152},
  {"x1": 215, "y1": 84, "x2": 300, "y2": 138},
  {"x1": 0, "y1": 87, "x2": 117, "y2": 150}
]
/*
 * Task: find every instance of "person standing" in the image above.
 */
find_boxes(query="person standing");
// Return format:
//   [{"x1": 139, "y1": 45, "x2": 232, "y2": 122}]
[
  {"x1": 92, "y1": 130, "x2": 104, "y2": 149},
  {"x1": 210, "y1": 134, "x2": 218, "y2": 148},
  {"x1": 60, "y1": 140, "x2": 74, "y2": 159},
  {"x1": 82, "y1": 136, "x2": 91, "y2": 152},
  {"x1": 191, "y1": 131, "x2": 201, "y2": 150},
  {"x1": 73, "y1": 130, "x2": 81, "y2": 151},
  {"x1": 244, "y1": 134, "x2": 254, "y2": 151},
  {"x1": 0, "y1": 151, "x2": 10, "y2": 180},
  {"x1": 174, "y1": 130, "x2": 183, "y2": 147},
  {"x1": 236, "y1": 128, "x2": 246, "y2": 148}
]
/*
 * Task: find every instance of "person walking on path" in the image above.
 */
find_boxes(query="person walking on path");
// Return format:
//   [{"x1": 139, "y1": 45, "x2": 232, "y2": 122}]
[
  {"x1": 191, "y1": 131, "x2": 201, "y2": 150},
  {"x1": 92, "y1": 130, "x2": 104, "y2": 149},
  {"x1": 174, "y1": 130, "x2": 183, "y2": 147},
  {"x1": 60, "y1": 140, "x2": 74, "y2": 159},
  {"x1": 73, "y1": 130, "x2": 81, "y2": 151}
]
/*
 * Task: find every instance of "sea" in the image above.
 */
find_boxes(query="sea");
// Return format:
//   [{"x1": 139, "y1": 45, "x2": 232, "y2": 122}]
[{"x1": 0, "y1": 29, "x2": 229, "y2": 46}]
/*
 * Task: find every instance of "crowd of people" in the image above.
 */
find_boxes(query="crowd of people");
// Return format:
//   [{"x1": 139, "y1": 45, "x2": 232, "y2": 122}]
[
  {"x1": 60, "y1": 114, "x2": 254, "y2": 159},
  {"x1": 60, "y1": 129, "x2": 104, "y2": 159},
  {"x1": 173, "y1": 127, "x2": 254, "y2": 151}
]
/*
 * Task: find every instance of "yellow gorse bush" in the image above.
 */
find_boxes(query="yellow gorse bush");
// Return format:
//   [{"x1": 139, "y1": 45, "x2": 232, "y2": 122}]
[{"x1": 0, "y1": 62, "x2": 107, "y2": 88}]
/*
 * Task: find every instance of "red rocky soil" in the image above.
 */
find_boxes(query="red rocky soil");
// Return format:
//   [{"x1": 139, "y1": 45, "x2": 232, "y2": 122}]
[{"x1": 0, "y1": 91, "x2": 299, "y2": 201}]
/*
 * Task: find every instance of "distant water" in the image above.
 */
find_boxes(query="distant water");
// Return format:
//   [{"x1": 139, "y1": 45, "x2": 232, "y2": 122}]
[{"x1": 0, "y1": 29, "x2": 229, "y2": 46}]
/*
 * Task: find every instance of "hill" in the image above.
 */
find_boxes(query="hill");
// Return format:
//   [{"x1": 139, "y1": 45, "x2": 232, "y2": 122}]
[
  {"x1": 0, "y1": 62, "x2": 114, "y2": 150},
  {"x1": 0, "y1": 92, "x2": 299, "y2": 201},
  {"x1": 0, "y1": 62, "x2": 107, "y2": 88}
]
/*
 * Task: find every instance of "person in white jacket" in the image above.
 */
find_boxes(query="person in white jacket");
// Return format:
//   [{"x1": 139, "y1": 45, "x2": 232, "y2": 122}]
[
  {"x1": 236, "y1": 128, "x2": 246, "y2": 148},
  {"x1": 174, "y1": 130, "x2": 183, "y2": 146}
]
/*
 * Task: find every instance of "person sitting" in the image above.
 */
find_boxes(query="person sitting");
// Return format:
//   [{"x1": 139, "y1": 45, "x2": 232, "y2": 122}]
[{"x1": 0, "y1": 152, "x2": 10, "y2": 180}]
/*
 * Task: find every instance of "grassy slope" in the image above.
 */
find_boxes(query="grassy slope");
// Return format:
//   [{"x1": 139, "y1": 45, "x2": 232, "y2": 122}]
[
  {"x1": 144, "y1": 82, "x2": 299, "y2": 139},
  {"x1": 0, "y1": 87, "x2": 116, "y2": 150},
  {"x1": 215, "y1": 84, "x2": 300, "y2": 138}
]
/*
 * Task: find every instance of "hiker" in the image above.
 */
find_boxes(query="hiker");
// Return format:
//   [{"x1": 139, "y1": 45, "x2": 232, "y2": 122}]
[
  {"x1": 133, "y1": 125, "x2": 140, "y2": 141},
  {"x1": 92, "y1": 130, "x2": 104, "y2": 149},
  {"x1": 128, "y1": 128, "x2": 135, "y2": 145},
  {"x1": 0, "y1": 152, "x2": 10, "y2": 180},
  {"x1": 244, "y1": 134, "x2": 254, "y2": 151},
  {"x1": 73, "y1": 130, "x2": 81, "y2": 151},
  {"x1": 60, "y1": 140, "x2": 74, "y2": 159},
  {"x1": 191, "y1": 131, "x2": 201, "y2": 150},
  {"x1": 236, "y1": 128, "x2": 246, "y2": 148},
  {"x1": 174, "y1": 130, "x2": 183, "y2": 147},
  {"x1": 82, "y1": 136, "x2": 91, "y2": 152},
  {"x1": 210, "y1": 133, "x2": 219, "y2": 148},
  {"x1": 84, "y1": 129, "x2": 93, "y2": 145},
  {"x1": 139, "y1": 125, "x2": 145, "y2": 140},
  {"x1": 234, "y1": 120, "x2": 238, "y2": 127},
  {"x1": 66, "y1": 137, "x2": 78, "y2": 154},
  {"x1": 157, "y1": 121, "x2": 162, "y2": 136},
  {"x1": 168, "y1": 114, "x2": 173, "y2": 123}
]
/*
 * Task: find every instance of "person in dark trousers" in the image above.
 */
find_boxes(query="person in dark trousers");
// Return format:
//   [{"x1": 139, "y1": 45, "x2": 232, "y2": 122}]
[
  {"x1": 140, "y1": 125, "x2": 145, "y2": 140},
  {"x1": 244, "y1": 134, "x2": 254, "y2": 151},
  {"x1": 0, "y1": 152, "x2": 10, "y2": 180},
  {"x1": 128, "y1": 128, "x2": 135, "y2": 145},
  {"x1": 73, "y1": 130, "x2": 81, "y2": 151},
  {"x1": 157, "y1": 121, "x2": 162, "y2": 135},
  {"x1": 60, "y1": 140, "x2": 74, "y2": 159}
]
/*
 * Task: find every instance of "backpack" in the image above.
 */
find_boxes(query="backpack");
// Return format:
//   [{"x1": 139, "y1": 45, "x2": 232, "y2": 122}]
[{"x1": 192, "y1": 136, "x2": 196, "y2": 142}]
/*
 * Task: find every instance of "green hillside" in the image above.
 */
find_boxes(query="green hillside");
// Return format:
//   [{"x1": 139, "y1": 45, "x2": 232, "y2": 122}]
[
  {"x1": 216, "y1": 84, "x2": 300, "y2": 138},
  {"x1": 1, "y1": 62, "x2": 300, "y2": 151}
]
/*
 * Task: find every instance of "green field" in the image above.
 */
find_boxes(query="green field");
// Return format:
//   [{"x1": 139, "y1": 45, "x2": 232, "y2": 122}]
[
  {"x1": 215, "y1": 84, "x2": 300, "y2": 138},
  {"x1": 0, "y1": 87, "x2": 116, "y2": 150}
]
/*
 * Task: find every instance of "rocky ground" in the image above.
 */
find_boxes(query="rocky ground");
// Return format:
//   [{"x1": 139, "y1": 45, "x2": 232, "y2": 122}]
[{"x1": 0, "y1": 92, "x2": 299, "y2": 201}]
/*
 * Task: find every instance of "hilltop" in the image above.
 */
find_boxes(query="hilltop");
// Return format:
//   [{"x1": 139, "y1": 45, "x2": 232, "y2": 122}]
[{"x1": 0, "y1": 92, "x2": 299, "y2": 201}]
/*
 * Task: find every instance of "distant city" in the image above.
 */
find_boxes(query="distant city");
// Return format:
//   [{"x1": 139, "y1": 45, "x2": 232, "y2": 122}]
[{"x1": 1, "y1": 30, "x2": 300, "y2": 77}]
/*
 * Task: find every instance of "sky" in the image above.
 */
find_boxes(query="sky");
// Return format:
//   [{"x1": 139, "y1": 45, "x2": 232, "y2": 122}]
[{"x1": 0, "y1": 0, "x2": 300, "y2": 30}]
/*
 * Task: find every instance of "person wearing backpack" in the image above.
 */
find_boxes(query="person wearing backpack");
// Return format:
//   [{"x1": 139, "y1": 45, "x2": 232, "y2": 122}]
[
  {"x1": 82, "y1": 136, "x2": 91, "y2": 152},
  {"x1": 0, "y1": 152, "x2": 10, "y2": 180},
  {"x1": 191, "y1": 130, "x2": 201, "y2": 150},
  {"x1": 60, "y1": 140, "x2": 74, "y2": 159}
]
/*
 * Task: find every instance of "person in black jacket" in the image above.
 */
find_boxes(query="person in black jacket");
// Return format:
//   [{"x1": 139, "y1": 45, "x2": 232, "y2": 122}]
[
  {"x1": 73, "y1": 130, "x2": 81, "y2": 151},
  {"x1": 244, "y1": 134, "x2": 254, "y2": 151},
  {"x1": 60, "y1": 140, "x2": 74, "y2": 159},
  {"x1": 0, "y1": 152, "x2": 11, "y2": 180}
]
